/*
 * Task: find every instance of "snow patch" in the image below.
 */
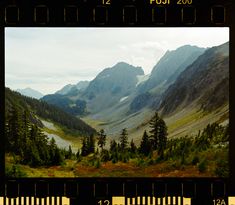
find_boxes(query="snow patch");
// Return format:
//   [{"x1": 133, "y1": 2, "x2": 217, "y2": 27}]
[
  {"x1": 120, "y1": 96, "x2": 129, "y2": 102},
  {"x1": 44, "y1": 131, "x2": 74, "y2": 152},
  {"x1": 41, "y1": 120, "x2": 57, "y2": 131}
]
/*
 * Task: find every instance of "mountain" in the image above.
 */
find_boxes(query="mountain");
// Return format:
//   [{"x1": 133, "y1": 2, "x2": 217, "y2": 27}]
[
  {"x1": 127, "y1": 45, "x2": 206, "y2": 114},
  {"x1": 16, "y1": 87, "x2": 44, "y2": 99},
  {"x1": 76, "y1": 81, "x2": 90, "y2": 91},
  {"x1": 56, "y1": 81, "x2": 90, "y2": 96},
  {"x1": 42, "y1": 81, "x2": 90, "y2": 116},
  {"x1": 42, "y1": 62, "x2": 144, "y2": 116},
  {"x1": 6, "y1": 87, "x2": 96, "y2": 136},
  {"x1": 56, "y1": 84, "x2": 74, "y2": 95},
  {"x1": 82, "y1": 62, "x2": 144, "y2": 113},
  {"x1": 138, "y1": 45, "x2": 206, "y2": 94},
  {"x1": 159, "y1": 42, "x2": 229, "y2": 116},
  {"x1": 37, "y1": 43, "x2": 229, "y2": 140},
  {"x1": 41, "y1": 93, "x2": 87, "y2": 116}
]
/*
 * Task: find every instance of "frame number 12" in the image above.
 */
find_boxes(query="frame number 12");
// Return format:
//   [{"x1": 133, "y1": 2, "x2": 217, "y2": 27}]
[{"x1": 102, "y1": 0, "x2": 111, "y2": 5}]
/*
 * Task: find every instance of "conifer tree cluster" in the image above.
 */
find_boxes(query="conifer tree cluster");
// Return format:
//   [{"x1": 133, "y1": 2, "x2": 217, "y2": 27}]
[
  {"x1": 79, "y1": 113, "x2": 168, "y2": 163},
  {"x1": 5, "y1": 106, "x2": 65, "y2": 167},
  {"x1": 139, "y1": 112, "x2": 167, "y2": 159}
]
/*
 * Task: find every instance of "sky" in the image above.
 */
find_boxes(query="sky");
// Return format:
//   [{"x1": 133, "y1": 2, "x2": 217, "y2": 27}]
[{"x1": 5, "y1": 27, "x2": 229, "y2": 95}]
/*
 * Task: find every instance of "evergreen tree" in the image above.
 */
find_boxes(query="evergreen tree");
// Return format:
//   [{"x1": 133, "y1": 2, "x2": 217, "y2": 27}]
[
  {"x1": 110, "y1": 140, "x2": 117, "y2": 152},
  {"x1": 37, "y1": 131, "x2": 50, "y2": 164},
  {"x1": 76, "y1": 148, "x2": 82, "y2": 162},
  {"x1": 139, "y1": 130, "x2": 152, "y2": 156},
  {"x1": 7, "y1": 106, "x2": 23, "y2": 154},
  {"x1": 67, "y1": 145, "x2": 73, "y2": 159},
  {"x1": 149, "y1": 112, "x2": 161, "y2": 150},
  {"x1": 29, "y1": 143, "x2": 42, "y2": 166},
  {"x1": 120, "y1": 128, "x2": 128, "y2": 152},
  {"x1": 97, "y1": 129, "x2": 106, "y2": 150},
  {"x1": 21, "y1": 110, "x2": 30, "y2": 157},
  {"x1": 81, "y1": 137, "x2": 89, "y2": 156},
  {"x1": 51, "y1": 147, "x2": 64, "y2": 165},
  {"x1": 130, "y1": 139, "x2": 137, "y2": 154},
  {"x1": 158, "y1": 118, "x2": 167, "y2": 159},
  {"x1": 88, "y1": 134, "x2": 95, "y2": 153},
  {"x1": 149, "y1": 112, "x2": 167, "y2": 158}
]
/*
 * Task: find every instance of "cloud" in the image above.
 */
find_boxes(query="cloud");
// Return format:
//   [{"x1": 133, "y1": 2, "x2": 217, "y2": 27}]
[{"x1": 5, "y1": 27, "x2": 229, "y2": 94}]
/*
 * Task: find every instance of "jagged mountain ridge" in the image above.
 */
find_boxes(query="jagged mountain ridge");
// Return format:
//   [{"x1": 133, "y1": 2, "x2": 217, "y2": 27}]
[
  {"x1": 159, "y1": 42, "x2": 229, "y2": 116},
  {"x1": 56, "y1": 81, "x2": 90, "y2": 96},
  {"x1": 128, "y1": 45, "x2": 206, "y2": 113},
  {"x1": 137, "y1": 45, "x2": 206, "y2": 94}
]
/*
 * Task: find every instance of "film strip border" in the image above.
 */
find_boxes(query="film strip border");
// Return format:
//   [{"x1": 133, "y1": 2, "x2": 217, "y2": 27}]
[
  {"x1": 0, "y1": 178, "x2": 230, "y2": 204},
  {"x1": 0, "y1": 0, "x2": 232, "y2": 26}
]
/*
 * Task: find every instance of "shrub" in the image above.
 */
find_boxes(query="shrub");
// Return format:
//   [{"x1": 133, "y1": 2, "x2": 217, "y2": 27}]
[
  {"x1": 136, "y1": 158, "x2": 145, "y2": 167},
  {"x1": 120, "y1": 152, "x2": 130, "y2": 163},
  {"x1": 198, "y1": 159, "x2": 207, "y2": 173},
  {"x1": 94, "y1": 159, "x2": 101, "y2": 169},
  {"x1": 101, "y1": 149, "x2": 110, "y2": 162},
  {"x1": 5, "y1": 164, "x2": 27, "y2": 177},
  {"x1": 214, "y1": 159, "x2": 229, "y2": 177},
  {"x1": 192, "y1": 155, "x2": 199, "y2": 165},
  {"x1": 112, "y1": 158, "x2": 118, "y2": 164},
  {"x1": 147, "y1": 158, "x2": 154, "y2": 166}
]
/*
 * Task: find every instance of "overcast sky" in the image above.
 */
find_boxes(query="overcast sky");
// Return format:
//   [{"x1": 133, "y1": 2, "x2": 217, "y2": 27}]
[{"x1": 5, "y1": 27, "x2": 229, "y2": 95}]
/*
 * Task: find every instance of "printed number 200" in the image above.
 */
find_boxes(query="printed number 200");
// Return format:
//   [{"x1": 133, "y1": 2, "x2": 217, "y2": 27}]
[{"x1": 177, "y1": 0, "x2": 192, "y2": 4}]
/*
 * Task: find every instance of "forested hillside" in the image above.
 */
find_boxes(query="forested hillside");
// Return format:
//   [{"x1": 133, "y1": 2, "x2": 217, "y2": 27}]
[
  {"x1": 5, "y1": 87, "x2": 96, "y2": 136},
  {"x1": 5, "y1": 87, "x2": 97, "y2": 177}
]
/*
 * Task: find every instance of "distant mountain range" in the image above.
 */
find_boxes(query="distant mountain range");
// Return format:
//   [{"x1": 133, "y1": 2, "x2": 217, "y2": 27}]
[
  {"x1": 16, "y1": 87, "x2": 44, "y2": 99},
  {"x1": 56, "y1": 81, "x2": 90, "y2": 95},
  {"x1": 40, "y1": 42, "x2": 229, "y2": 139}
]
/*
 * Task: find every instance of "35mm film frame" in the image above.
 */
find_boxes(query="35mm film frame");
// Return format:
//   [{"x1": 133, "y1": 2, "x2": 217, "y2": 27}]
[{"x1": 0, "y1": 0, "x2": 235, "y2": 204}]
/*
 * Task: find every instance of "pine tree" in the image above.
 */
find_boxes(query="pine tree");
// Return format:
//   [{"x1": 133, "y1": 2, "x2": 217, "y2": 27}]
[
  {"x1": 120, "y1": 128, "x2": 128, "y2": 152},
  {"x1": 149, "y1": 112, "x2": 161, "y2": 150},
  {"x1": 7, "y1": 106, "x2": 23, "y2": 154},
  {"x1": 29, "y1": 143, "x2": 42, "y2": 166},
  {"x1": 67, "y1": 145, "x2": 73, "y2": 159},
  {"x1": 37, "y1": 131, "x2": 50, "y2": 164},
  {"x1": 49, "y1": 137, "x2": 57, "y2": 164},
  {"x1": 149, "y1": 112, "x2": 167, "y2": 159},
  {"x1": 157, "y1": 118, "x2": 167, "y2": 159},
  {"x1": 110, "y1": 140, "x2": 117, "y2": 152},
  {"x1": 20, "y1": 110, "x2": 30, "y2": 158},
  {"x1": 88, "y1": 134, "x2": 95, "y2": 153},
  {"x1": 76, "y1": 148, "x2": 80, "y2": 158},
  {"x1": 139, "y1": 130, "x2": 152, "y2": 156},
  {"x1": 97, "y1": 129, "x2": 106, "y2": 150},
  {"x1": 81, "y1": 137, "x2": 89, "y2": 156},
  {"x1": 130, "y1": 139, "x2": 137, "y2": 154}
]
